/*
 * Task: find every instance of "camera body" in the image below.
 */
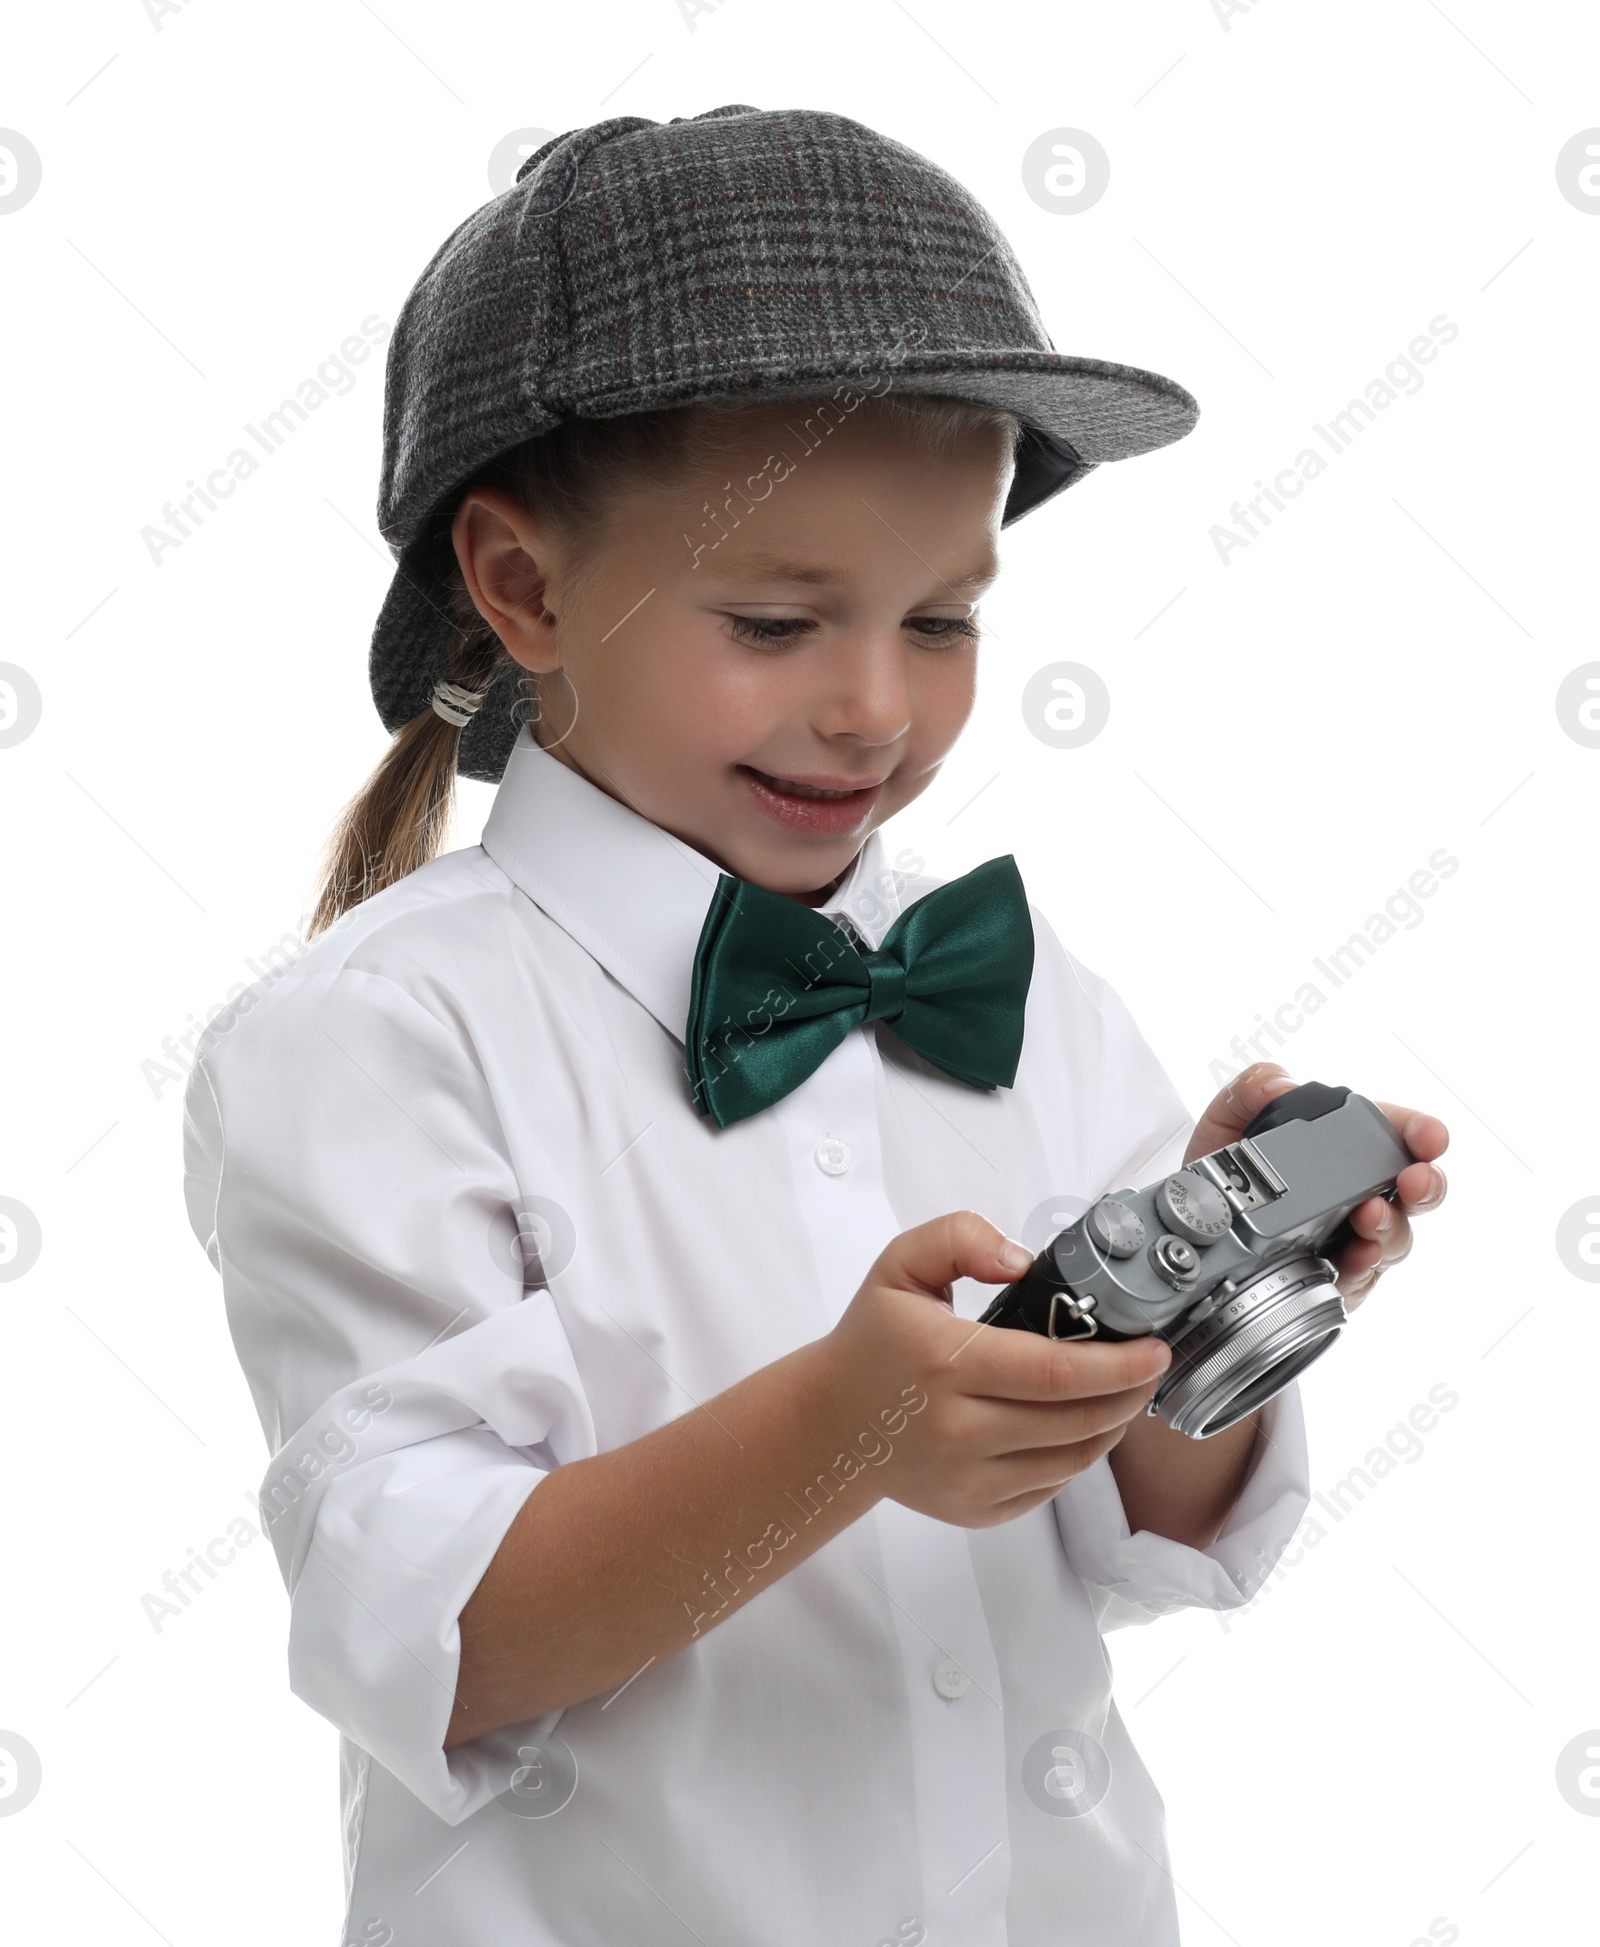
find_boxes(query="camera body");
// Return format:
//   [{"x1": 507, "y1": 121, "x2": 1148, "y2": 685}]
[{"x1": 979, "y1": 1082, "x2": 1415, "y2": 1438}]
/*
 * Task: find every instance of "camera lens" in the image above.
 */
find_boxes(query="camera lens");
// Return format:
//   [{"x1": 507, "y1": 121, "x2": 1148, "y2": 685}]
[{"x1": 1153, "y1": 1254, "x2": 1346, "y2": 1439}]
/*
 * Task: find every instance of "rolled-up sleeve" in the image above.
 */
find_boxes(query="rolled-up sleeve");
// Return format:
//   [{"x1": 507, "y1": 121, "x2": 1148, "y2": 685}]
[
  {"x1": 182, "y1": 964, "x2": 597, "y2": 1822},
  {"x1": 1047, "y1": 964, "x2": 1314, "y2": 1629},
  {"x1": 1053, "y1": 1383, "x2": 1312, "y2": 1630}
]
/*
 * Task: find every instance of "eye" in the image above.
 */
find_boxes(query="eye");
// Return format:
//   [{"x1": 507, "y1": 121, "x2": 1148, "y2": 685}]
[
  {"x1": 724, "y1": 613, "x2": 982, "y2": 647},
  {"x1": 908, "y1": 615, "x2": 981, "y2": 643},
  {"x1": 725, "y1": 614, "x2": 817, "y2": 646}
]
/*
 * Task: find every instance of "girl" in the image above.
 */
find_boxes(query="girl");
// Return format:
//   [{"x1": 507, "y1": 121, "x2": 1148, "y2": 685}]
[{"x1": 182, "y1": 104, "x2": 1447, "y2": 1946}]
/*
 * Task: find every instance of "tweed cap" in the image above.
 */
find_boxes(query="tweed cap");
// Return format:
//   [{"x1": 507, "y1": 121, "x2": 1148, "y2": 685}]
[{"x1": 371, "y1": 103, "x2": 1200, "y2": 783}]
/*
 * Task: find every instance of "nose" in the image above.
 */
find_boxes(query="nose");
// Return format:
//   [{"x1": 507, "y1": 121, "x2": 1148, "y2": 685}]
[{"x1": 811, "y1": 626, "x2": 914, "y2": 749}]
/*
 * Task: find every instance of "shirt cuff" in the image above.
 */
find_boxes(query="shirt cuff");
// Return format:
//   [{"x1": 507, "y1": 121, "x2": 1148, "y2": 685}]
[
  {"x1": 284, "y1": 1425, "x2": 548, "y2": 1825},
  {"x1": 1052, "y1": 1381, "x2": 1311, "y2": 1632}
]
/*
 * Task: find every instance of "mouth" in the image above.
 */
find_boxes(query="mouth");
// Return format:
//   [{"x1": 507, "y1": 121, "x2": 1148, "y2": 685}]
[{"x1": 737, "y1": 765, "x2": 887, "y2": 835}]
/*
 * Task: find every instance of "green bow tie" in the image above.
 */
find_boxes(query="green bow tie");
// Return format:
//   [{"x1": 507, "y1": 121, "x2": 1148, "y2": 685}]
[{"x1": 684, "y1": 854, "x2": 1035, "y2": 1128}]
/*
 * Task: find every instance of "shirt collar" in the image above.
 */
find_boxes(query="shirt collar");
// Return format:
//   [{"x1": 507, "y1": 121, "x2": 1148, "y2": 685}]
[{"x1": 481, "y1": 729, "x2": 906, "y2": 1045}]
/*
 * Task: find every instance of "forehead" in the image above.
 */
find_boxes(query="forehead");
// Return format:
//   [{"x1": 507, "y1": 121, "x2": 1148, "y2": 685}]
[
  {"x1": 675, "y1": 398, "x2": 1013, "y2": 491},
  {"x1": 614, "y1": 400, "x2": 1012, "y2": 586}
]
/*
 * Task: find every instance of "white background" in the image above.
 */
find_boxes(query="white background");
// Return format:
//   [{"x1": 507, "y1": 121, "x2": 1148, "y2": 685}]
[{"x1": 3, "y1": 3, "x2": 1597, "y2": 1942}]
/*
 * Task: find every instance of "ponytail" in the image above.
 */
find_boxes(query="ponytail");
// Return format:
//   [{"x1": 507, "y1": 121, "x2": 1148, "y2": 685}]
[{"x1": 306, "y1": 596, "x2": 515, "y2": 939}]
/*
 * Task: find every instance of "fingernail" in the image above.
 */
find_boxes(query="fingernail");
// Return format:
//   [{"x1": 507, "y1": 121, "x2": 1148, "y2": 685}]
[
  {"x1": 1000, "y1": 1240, "x2": 1033, "y2": 1274},
  {"x1": 1263, "y1": 1074, "x2": 1298, "y2": 1095}
]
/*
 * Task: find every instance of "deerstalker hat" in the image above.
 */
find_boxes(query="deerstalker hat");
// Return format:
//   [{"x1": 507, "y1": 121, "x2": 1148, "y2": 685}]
[{"x1": 370, "y1": 103, "x2": 1200, "y2": 783}]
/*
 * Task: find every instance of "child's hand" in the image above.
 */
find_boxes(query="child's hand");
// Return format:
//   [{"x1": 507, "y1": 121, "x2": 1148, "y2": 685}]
[
  {"x1": 821, "y1": 1212, "x2": 1172, "y2": 1529},
  {"x1": 1188, "y1": 1062, "x2": 1450, "y2": 1311}
]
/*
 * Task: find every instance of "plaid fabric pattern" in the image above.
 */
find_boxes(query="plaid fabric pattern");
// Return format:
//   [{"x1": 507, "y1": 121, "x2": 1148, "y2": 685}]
[{"x1": 370, "y1": 104, "x2": 1200, "y2": 783}]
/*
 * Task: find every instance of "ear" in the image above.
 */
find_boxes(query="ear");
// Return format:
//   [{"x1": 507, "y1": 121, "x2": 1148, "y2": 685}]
[{"x1": 451, "y1": 487, "x2": 565, "y2": 673}]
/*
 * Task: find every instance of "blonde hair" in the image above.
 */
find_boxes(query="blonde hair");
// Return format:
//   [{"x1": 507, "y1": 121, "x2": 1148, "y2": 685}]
[{"x1": 307, "y1": 391, "x2": 1021, "y2": 938}]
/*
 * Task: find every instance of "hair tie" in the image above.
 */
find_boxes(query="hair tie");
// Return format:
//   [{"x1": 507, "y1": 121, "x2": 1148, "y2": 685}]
[{"x1": 430, "y1": 678, "x2": 490, "y2": 728}]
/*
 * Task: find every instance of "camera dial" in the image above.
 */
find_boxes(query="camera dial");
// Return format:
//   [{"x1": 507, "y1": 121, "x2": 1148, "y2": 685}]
[
  {"x1": 1156, "y1": 1169, "x2": 1231, "y2": 1245},
  {"x1": 1085, "y1": 1197, "x2": 1144, "y2": 1258}
]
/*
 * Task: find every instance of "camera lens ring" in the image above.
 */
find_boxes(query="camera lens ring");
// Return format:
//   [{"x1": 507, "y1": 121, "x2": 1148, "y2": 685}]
[{"x1": 1155, "y1": 1254, "x2": 1346, "y2": 1439}]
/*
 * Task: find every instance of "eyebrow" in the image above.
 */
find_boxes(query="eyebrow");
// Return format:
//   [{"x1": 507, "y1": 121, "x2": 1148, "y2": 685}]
[{"x1": 715, "y1": 552, "x2": 999, "y2": 592}]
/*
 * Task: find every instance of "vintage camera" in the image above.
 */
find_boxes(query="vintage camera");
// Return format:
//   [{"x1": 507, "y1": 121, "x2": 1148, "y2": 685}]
[{"x1": 979, "y1": 1082, "x2": 1415, "y2": 1439}]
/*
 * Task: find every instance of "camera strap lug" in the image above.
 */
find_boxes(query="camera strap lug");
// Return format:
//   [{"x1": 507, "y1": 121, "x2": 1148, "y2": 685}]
[{"x1": 1046, "y1": 1291, "x2": 1099, "y2": 1341}]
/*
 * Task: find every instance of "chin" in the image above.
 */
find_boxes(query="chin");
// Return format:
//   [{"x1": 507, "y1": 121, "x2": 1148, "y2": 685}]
[{"x1": 746, "y1": 844, "x2": 859, "y2": 901}]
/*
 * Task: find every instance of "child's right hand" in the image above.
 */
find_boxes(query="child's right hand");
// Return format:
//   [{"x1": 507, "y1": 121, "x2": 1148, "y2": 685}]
[
  {"x1": 450, "y1": 1206, "x2": 1171, "y2": 1739},
  {"x1": 821, "y1": 1211, "x2": 1172, "y2": 1530}
]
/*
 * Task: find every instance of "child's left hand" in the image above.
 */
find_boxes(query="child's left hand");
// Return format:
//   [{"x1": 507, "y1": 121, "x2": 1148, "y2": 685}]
[{"x1": 1183, "y1": 1062, "x2": 1449, "y2": 1311}]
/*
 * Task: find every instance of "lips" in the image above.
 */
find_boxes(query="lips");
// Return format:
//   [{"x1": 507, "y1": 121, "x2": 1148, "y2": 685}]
[{"x1": 738, "y1": 765, "x2": 886, "y2": 835}]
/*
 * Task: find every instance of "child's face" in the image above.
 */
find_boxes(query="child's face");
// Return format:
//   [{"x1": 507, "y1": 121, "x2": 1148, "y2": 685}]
[{"x1": 458, "y1": 401, "x2": 1014, "y2": 903}]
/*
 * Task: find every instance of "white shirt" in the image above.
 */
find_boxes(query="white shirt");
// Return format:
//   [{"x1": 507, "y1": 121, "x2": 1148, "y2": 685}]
[{"x1": 182, "y1": 728, "x2": 1310, "y2": 1947}]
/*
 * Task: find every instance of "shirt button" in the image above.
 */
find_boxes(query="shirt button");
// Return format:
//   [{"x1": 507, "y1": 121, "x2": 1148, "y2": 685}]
[
  {"x1": 814, "y1": 1136, "x2": 852, "y2": 1176},
  {"x1": 932, "y1": 1657, "x2": 970, "y2": 1701}
]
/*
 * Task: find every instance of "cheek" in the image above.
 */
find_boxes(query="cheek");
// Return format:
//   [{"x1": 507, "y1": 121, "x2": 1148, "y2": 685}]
[
  {"x1": 586, "y1": 630, "x2": 694, "y2": 724},
  {"x1": 910, "y1": 649, "x2": 978, "y2": 747},
  {"x1": 587, "y1": 624, "x2": 768, "y2": 766},
  {"x1": 681, "y1": 638, "x2": 834, "y2": 755}
]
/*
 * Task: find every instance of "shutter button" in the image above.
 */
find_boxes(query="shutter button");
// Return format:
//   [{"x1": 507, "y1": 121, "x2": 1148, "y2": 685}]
[
  {"x1": 932, "y1": 1657, "x2": 970, "y2": 1700},
  {"x1": 815, "y1": 1136, "x2": 852, "y2": 1176}
]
